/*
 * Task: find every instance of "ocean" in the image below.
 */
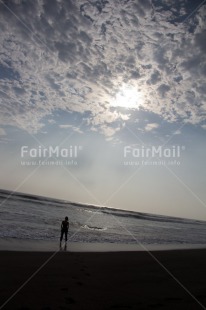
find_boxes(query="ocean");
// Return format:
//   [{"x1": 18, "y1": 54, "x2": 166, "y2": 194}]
[{"x1": 0, "y1": 189, "x2": 206, "y2": 250}]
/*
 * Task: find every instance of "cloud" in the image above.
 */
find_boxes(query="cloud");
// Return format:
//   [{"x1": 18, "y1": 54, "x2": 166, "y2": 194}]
[
  {"x1": 99, "y1": 125, "x2": 121, "y2": 138},
  {"x1": 174, "y1": 129, "x2": 181, "y2": 135},
  {"x1": 145, "y1": 123, "x2": 159, "y2": 132},
  {"x1": 147, "y1": 70, "x2": 161, "y2": 85},
  {"x1": 0, "y1": 128, "x2": 6, "y2": 136},
  {"x1": 59, "y1": 125, "x2": 72, "y2": 129},
  {"x1": 59, "y1": 124, "x2": 83, "y2": 134},
  {"x1": 0, "y1": 0, "x2": 206, "y2": 138}
]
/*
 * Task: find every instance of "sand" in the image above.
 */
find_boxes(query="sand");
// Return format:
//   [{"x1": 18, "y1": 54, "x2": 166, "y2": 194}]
[{"x1": 0, "y1": 249, "x2": 206, "y2": 310}]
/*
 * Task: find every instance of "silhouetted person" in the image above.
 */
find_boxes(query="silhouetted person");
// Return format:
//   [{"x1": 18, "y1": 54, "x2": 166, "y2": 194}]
[{"x1": 60, "y1": 216, "x2": 69, "y2": 243}]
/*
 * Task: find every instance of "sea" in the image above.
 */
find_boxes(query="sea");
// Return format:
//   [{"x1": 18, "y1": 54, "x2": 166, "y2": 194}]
[{"x1": 0, "y1": 189, "x2": 206, "y2": 251}]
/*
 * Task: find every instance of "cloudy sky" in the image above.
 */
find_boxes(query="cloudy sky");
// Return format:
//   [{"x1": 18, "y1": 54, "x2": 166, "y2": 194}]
[{"x1": 0, "y1": 0, "x2": 206, "y2": 220}]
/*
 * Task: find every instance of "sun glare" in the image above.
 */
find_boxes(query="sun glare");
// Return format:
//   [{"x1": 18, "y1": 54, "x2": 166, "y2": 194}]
[{"x1": 111, "y1": 85, "x2": 143, "y2": 109}]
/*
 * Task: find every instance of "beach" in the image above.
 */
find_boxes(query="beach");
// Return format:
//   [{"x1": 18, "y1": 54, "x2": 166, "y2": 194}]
[{"x1": 1, "y1": 248, "x2": 206, "y2": 310}]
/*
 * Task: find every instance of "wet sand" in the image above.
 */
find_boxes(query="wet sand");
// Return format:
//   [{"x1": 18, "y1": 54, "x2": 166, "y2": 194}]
[{"x1": 0, "y1": 249, "x2": 206, "y2": 309}]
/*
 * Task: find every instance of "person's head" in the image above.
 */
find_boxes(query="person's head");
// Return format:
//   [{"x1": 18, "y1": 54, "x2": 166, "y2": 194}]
[{"x1": 65, "y1": 216, "x2": 68, "y2": 221}]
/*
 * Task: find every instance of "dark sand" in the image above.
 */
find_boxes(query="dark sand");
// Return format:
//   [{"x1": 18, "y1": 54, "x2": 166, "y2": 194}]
[{"x1": 0, "y1": 249, "x2": 206, "y2": 310}]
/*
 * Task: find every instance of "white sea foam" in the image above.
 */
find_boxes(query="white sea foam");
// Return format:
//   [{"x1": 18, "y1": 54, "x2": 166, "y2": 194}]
[{"x1": 82, "y1": 225, "x2": 107, "y2": 231}]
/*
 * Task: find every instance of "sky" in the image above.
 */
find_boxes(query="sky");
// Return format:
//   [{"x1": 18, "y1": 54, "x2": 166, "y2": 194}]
[{"x1": 0, "y1": 0, "x2": 206, "y2": 220}]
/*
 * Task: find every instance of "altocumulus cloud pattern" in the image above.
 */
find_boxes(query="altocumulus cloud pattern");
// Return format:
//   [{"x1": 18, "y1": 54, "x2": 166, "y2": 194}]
[{"x1": 0, "y1": 0, "x2": 206, "y2": 138}]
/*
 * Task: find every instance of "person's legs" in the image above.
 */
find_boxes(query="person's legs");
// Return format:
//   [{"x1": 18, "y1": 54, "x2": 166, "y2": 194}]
[
  {"x1": 65, "y1": 231, "x2": 68, "y2": 242},
  {"x1": 60, "y1": 230, "x2": 64, "y2": 242}
]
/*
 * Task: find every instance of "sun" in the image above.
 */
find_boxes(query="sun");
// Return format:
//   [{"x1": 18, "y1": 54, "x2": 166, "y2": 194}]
[{"x1": 111, "y1": 84, "x2": 143, "y2": 109}]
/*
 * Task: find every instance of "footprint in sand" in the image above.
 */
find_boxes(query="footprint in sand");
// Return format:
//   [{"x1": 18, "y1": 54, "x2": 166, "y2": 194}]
[
  {"x1": 111, "y1": 305, "x2": 133, "y2": 309},
  {"x1": 71, "y1": 275, "x2": 78, "y2": 279},
  {"x1": 65, "y1": 296, "x2": 75, "y2": 304},
  {"x1": 197, "y1": 294, "x2": 206, "y2": 299},
  {"x1": 61, "y1": 287, "x2": 68, "y2": 292},
  {"x1": 165, "y1": 297, "x2": 182, "y2": 301},
  {"x1": 148, "y1": 303, "x2": 164, "y2": 308},
  {"x1": 76, "y1": 281, "x2": 83, "y2": 286}
]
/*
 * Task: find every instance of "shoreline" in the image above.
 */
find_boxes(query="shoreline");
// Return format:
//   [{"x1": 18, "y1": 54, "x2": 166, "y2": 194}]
[
  {"x1": 1, "y1": 249, "x2": 206, "y2": 309},
  {"x1": 0, "y1": 237, "x2": 206, "y2": 252}
]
